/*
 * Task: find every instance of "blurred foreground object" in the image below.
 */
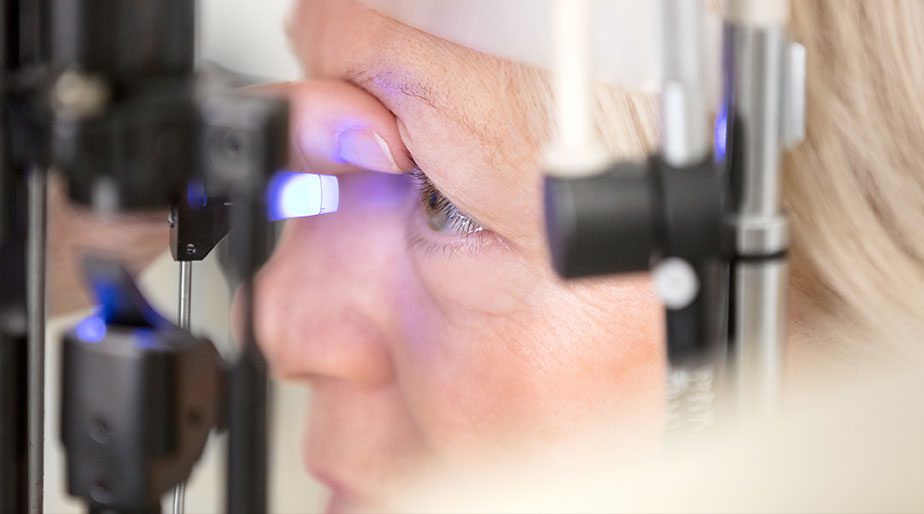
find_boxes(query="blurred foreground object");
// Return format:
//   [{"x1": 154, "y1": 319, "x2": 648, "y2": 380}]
[{"x1": 390, "y1": 355, "x2": 924, "y2": 513}]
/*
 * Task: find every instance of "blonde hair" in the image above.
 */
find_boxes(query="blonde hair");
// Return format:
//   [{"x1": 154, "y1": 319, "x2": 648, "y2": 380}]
[
  {"x1": 786, "y1": 1, "x2": 924, "y2": 353},
  {"x1": 590, "y1": 1, "x2": 924, "y2": 364}
]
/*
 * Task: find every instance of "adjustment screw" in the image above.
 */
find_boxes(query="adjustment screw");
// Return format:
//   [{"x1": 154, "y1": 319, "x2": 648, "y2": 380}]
[
  {"x1": 90, "y1": 481, "x2": 112, "y2": 504},
  {"x1": 89, "y1": 417, "x2": 111, "y2": 444},
  {"x1": 653, "y1": 257, "x2": 699, "y2": 310},
  {"x1": 185, "y1": 243, "x2": 196, "y2": 256}
]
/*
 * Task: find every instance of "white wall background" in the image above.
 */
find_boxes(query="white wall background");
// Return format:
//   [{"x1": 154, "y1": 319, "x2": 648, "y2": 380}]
[{"x1": 199, "y1": 0, "x2": 303, "y2": 81}]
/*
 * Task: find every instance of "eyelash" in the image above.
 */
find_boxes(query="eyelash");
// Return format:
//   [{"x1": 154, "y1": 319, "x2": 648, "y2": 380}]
[
  {"x1": 409, "y1": 168, "x2": 484, "y2": 236},
  {"x1": 407, "y1": 168, "x2": 492, "y2": 258}
]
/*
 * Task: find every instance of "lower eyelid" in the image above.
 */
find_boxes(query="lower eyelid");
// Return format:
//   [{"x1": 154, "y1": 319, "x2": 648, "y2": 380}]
[
  {"x1": 405, "y1": 199, "x2": 498, "y2": 259},
  {"x1": 406, "y1": 229, "x2": 496, "y2": 259}
]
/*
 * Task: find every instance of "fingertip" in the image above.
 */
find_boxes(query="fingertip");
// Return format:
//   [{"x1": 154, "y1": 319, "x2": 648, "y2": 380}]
[
  {"x1": 267, "y1": 80, "x2": 414, "y2": 174},
  {"x1": 334, "y1": 129, "x2": 411, "y2": 173}
]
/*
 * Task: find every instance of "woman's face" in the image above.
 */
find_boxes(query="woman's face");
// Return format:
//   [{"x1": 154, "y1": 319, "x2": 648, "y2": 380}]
[{"x1": 254, "y1": 1, "x2": 665, "y2": 511}]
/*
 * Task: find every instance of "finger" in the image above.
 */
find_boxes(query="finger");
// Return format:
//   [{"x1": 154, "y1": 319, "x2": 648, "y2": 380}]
[{"x1": 256, "y1": 80, "x2": 415, "y2": 174}]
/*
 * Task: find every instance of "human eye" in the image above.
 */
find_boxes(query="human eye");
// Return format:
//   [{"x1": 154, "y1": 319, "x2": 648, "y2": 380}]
[
  {"x1": 410, "y1": 168, "x2": 484, "y2": 236},
  {"x1": 407, "y1": 168, "x2": 497, "y2": 257}
]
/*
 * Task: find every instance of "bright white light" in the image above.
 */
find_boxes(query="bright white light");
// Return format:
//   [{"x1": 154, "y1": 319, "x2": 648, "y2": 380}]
[{"x1": 267, "y1": 172, "x2": 339, "y2": 221}]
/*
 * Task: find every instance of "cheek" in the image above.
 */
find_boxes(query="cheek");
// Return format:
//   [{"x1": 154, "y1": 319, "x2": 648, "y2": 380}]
[
  {"x1": 412, "y1": 244, "x2": 538, "y2": 317},
  {"x1": 393, "y1": 260, "x2": 666, "y2": 454}
]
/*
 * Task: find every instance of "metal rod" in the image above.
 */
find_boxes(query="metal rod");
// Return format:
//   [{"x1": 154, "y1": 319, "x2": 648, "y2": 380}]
[
  {"x1": 721, "y1": 12, "x2": 792, "y2": 420},
  {"x1": 171, "y1": 260, "x2": 193, "y2": 514},
  {"x1": 546, "y1": 0, "x2": 609, "y2": 175},
  {"x1": 27, "y1": 167, "x2": 46, "y2": 514},
  {"x1": 735, "y1": 259, "x2": 788, "y2": 419},
  {"x1": 178, "y1": 261, "x2": 193, "y2": 329},
  {"x1": 660, "y1": 0, "x2": 710, "y2": 167}
]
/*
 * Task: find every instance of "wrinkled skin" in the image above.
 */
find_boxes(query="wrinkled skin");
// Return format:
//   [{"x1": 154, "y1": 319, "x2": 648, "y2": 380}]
[{"x1": 247, "y1": 1, "x2": 665, "y2": 512}]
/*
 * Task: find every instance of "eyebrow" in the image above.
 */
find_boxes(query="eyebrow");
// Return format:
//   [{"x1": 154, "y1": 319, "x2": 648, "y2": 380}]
[
  {"x1": 343, "y1": 63, "x2": 491, "y2": 150},
  {"x1": 345, "y1": 65, "x2": 442, "y2": 111},
  {"x1": 344, "y1": 63, "x2": 487, "y2": 133}
]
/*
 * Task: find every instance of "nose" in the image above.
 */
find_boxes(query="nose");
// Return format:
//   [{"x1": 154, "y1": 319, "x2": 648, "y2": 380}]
[{"x1": 248, "y1": 172, "x2": 412, "y2": 387}]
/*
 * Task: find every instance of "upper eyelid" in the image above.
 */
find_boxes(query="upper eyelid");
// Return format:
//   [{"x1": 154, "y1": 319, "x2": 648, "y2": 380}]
[
  {"x1": 408, "y1": 168, "x2": 449, "y2": 207},
  {"x1": 397, "y1": 121, "x2": 499, "y2": 236},
  {"x1": 410, "y1": 169, "x2": 468, "y2": 212},
  {"x1": 410, "y1": 168, "x2": 485, "y2": 231}
]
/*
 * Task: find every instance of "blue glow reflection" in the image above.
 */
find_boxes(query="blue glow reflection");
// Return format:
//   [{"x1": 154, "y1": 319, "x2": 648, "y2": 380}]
[
  {"x1": 267, "y1": 171, "x2": 339, "y2": 221},
  {"x1": 187, "y1": 181, "x2": 208, "y2": 208},
  {"x1": 715, "y1": 107, "x2": 729, "y2": 161},
  {"x1": 133, "y1": 329, "x2": 161, "y2": 350},
  {"x1": 75, "y1": 315, "x2": 107, "y2": 343}
]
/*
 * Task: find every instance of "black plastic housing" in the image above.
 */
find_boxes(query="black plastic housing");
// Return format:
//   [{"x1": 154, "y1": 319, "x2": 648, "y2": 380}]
[
  {"x1": 170, "y1": 193, "x2": 230, "y2": 262},
  {"x1": 544, "y1": 157, "x2": 726, "y2": 367},
  {"x1": 51, "y1": 0, "x2": 198, "y2": 211},
  {"x1": 60, "y1": 259, "x2": 223, "y2": 513},
  {"x1": 544, "y1": 160, "x2": 657, "y2": 277},
  {"x1": 51, "y1": 0, "x2": 194, "y2": 83},
  {"x1": 0, "y1": 332, "x2": 27, "y2": 513},
  {"x1": 61, "y1": 326, "x2": 222, "y2": 513},
  {"x1": 55, "y1": 81, "x2": 199, "y2": 210},
  {"x1": 544, "y1": 157, "x2": 723, "y2": 278}
]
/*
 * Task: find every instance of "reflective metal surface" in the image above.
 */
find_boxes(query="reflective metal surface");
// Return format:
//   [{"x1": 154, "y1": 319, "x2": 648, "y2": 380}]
[
  {"x1": 783, "y1": 42, "x2": 806, "y2": 149},
  {"x1": 726, "y1": 24, "x2": 787, "y2": 219},
  {"x1": 735, "y1": 260, "x2": 788, "y2": 420},
  {"x1": 723, "y1": 20, "x2": 798, "y2": 420},
  {"x1": 27, "y1": 168, "x2": 46, "y2": 514},
  {"x1": 172, "y1": 260, "x2": 193, "y2": 514},
  {"x1": 178, "y1": 262, "x2": 192, "y2": 329},
  {"x1": 661, "y1": 0, "x2": 710, "y2": 167}
]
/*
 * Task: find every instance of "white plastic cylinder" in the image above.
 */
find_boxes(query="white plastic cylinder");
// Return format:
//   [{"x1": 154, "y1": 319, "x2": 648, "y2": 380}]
[
  {"x1": 545, "y1": 0, "x2": 610, "y2": 176},
  {"x1": 720, "y1": 0, "x2": 789, "y2": 27}
]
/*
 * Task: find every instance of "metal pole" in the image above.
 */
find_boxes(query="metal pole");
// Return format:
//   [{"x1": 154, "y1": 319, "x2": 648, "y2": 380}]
[
  {"x1": 546, "y1": 0, "x2": 609, "y2": 176},
  {"x1": 660, "y1": 0, "x2": 710, "y2": 167},
  {"x1": 27, "y1": 167, "x2": 46, "y2": 514},
  {"x1": 178, "y1": 261, "x2": 193, "y2": 328},
  {"x1": 721, "y1": 0, "x2": 800, "y2": 421},
  {"x1": 171, "y1": 261, "x2": 193, "y2": 514},
  {"x1": 727, "y1": 22, "x2": 788, "y2": 419}
]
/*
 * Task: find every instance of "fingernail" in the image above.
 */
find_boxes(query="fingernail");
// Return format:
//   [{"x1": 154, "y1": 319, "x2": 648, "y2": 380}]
[{"x1": 336, "y1": 129, "x2": 402, "y2": 172}]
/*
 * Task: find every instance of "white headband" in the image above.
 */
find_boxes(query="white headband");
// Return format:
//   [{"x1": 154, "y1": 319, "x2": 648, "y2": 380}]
[{"x1": 360, "y1": 0, "x2": 721, "y2": 97}]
